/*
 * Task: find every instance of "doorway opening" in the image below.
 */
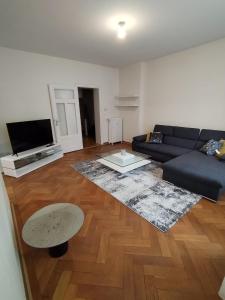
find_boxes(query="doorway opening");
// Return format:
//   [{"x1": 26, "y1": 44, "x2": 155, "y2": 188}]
[{"x1": 78, "y1": 87, "x2": 100, "y2": 148}]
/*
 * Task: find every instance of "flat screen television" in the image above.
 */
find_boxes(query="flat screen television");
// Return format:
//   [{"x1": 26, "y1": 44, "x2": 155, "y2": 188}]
[{"x1": 7, "y1": 119, "x2": 54, "y2": 154}]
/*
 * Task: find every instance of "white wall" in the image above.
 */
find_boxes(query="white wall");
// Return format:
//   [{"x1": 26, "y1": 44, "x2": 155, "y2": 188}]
[
  {"x1": 118, "y1": 38, "x2": 225, "y2": 139},
  {"x1": 118, "y1": 63, "x2": 144, "y2": 141},
  {"x1": 1, "y1": 37, "x2": 225, "y2": 150},
  {"x1": 0, "y1": 47, "x2": 119, "y2": 154},
  {"x1": 0, "y1": 173, "x2": 26, "y2": 300},
  {"x1": 143, "y1": 38, "x2": 225, "y2": 132}
]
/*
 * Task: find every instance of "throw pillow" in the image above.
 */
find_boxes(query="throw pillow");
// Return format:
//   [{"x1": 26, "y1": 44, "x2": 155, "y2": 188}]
[
  {"x1": 216, "y1": 139, "x2": 225, "y2": 158},
  {"x1": 200, "y1": 139, "x2": 222, "y2": 156},
  {"x1": 219, "y1": 154, "x2": 225, "y2": 162},
  {"x1": 149, "y1": 131, "x2": 163, "y2": 144},
  {"x1": 145, "y1": 132, "x2": 151, "y2": 142}
]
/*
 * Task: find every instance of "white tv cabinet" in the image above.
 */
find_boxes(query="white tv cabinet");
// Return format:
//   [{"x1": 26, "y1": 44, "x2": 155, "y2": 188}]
[{"x1": 1, "y1": 144, "x2": 63, "y2": 178}]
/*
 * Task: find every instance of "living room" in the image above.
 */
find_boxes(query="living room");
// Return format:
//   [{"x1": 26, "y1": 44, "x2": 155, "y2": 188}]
[{"x1": 0, "y1": 1, "x2": 225, "y2": 300}]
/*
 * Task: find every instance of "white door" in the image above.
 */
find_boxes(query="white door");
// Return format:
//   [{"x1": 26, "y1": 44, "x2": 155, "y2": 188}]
[{"x1": 49, "y1": 85, "x2": 83, "y2": 152}]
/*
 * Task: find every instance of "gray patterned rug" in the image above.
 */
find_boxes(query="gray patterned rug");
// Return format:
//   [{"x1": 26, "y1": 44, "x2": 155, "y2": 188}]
[{"x1": 73, "y1": 160, "x2": 201, "y2": 232}]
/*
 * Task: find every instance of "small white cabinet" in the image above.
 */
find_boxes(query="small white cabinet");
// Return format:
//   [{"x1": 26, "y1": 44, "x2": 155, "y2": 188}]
[{"x1": 107, "y1": 117, "x2": 123, "y2": 144}]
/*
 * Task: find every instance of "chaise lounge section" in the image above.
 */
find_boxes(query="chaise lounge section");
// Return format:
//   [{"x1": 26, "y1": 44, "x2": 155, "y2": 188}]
[{"x1": 132, "y1": 125, "x2": 225, "y2": 201}]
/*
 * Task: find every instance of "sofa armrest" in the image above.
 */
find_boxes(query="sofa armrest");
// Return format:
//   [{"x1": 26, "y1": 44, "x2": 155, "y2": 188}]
[{"x1": 133, "y1": 134, "x2": 147, "y2": 143}]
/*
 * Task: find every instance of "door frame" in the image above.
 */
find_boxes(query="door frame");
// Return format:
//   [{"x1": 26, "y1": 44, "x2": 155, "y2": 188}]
[{"x1": 77, "y1": 84, "x2": 102, "y2": 145}]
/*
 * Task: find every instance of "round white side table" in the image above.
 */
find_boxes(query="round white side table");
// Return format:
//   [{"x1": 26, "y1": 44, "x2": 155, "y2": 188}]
[{"x1": 22, "y1": 203, "x2": 84, "y2": 257}]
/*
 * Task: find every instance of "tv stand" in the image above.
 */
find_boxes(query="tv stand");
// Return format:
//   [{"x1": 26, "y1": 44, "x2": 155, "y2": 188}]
[
  {"x1": 1, "y1": 144, "x2": 63, "y2": 178},
  {"x1": 46, "y1": 143, "x2": 54, "y2": 147}
]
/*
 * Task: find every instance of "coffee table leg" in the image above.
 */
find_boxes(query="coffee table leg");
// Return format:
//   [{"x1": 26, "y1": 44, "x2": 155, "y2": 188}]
[{"x1": 48, "y1": 241, "x2": 68, "y2": 257}]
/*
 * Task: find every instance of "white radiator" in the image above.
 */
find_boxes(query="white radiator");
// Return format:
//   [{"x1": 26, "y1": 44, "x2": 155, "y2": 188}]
[{"x1": 107, "y1": 117, "x2": 123, "y2": 144}]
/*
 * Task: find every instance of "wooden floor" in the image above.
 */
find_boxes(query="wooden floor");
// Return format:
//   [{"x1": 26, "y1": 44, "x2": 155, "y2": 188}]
[
  {"x1": 82, "y1": 136, "x2": 97, "y2": 148},
  {"x1": 5, "y1": 143, "x2": 225, "y2": 300}
]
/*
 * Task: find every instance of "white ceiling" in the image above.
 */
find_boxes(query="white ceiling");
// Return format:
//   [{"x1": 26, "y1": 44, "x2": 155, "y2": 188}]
[{"x1": 1, "y1": 0, "x2": 225, "y2": 67}]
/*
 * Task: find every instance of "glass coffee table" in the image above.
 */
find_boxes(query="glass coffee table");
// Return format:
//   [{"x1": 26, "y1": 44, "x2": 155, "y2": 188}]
[{"x1": 97, "y1": 149, "x2": 151, "y2": 173}]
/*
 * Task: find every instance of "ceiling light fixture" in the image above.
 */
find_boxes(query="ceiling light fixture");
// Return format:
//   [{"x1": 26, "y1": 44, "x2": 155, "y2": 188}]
[{"x1": 117, "y1": 21, "x2": 127, "y2": 39}]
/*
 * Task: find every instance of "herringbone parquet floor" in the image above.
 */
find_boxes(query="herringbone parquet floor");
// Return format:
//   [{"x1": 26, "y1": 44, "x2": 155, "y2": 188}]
[{"x1": 5, "y1": 143, "x2": 225, "y2": 300}]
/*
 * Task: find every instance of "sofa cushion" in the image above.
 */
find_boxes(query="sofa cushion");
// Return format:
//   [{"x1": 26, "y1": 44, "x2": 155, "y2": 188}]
[
  {"x1": 195, "y1": 129, "x2": 225, "y2": 150},
  {"x1": 133, "y1": 134, "x2": 147, "y2": 143},
  {"x1": 173, "y1": 126, "x2": 200, "y2": 140},
  {"x1": 200, "y1": 129, "x2": 225, "y2": 142},
  {"x1": 164, "y1": 136, "x2": 197, "y2": 149},
  {"x1": 154, "y1": 125, "x2": 173, "y2": 136},
  {"x1": 163, "y1": 151, "x2": 225, "y2": 188},
  {"x1": 154, "y1": 125, "x2": 200, "y2": 149},
  {"x1": 132, "y1": 142, "x2": 172, "y2": 162},
  {"x1": 136, "y1": 142, "x2": 191, "y2": 157}
]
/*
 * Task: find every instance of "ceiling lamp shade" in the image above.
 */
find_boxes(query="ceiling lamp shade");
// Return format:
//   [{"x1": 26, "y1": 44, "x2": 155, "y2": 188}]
[{"x1": 117, "y1": 21, "x2": 127, "y2": 39}]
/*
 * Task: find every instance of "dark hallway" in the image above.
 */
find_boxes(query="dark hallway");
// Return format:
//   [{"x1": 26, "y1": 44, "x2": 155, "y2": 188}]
[{"x1": 78, "y1": 87, "x2": 97, "y2": 148}]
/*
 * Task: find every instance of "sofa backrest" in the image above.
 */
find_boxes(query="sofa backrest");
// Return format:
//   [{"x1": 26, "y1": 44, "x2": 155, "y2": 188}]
[
  {"x1": 154, "y1": 125, "x2": 173, "y2": 136},
  {"x1": 195, "y1": 129, "x2": 225, "y2": 149},
  {"x1": 154, "y1": 124, "x2": 200, "y2": 149}
]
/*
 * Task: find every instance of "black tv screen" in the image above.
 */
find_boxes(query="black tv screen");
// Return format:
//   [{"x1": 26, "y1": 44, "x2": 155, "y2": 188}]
[{"x1": 7, "y1": 119, "x2": 54, "y2": 154}]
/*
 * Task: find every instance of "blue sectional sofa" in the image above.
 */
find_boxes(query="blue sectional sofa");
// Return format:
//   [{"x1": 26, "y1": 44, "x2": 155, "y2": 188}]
[{"x1": 132, "y1": 125, "x2": 225, "y2": 201}]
